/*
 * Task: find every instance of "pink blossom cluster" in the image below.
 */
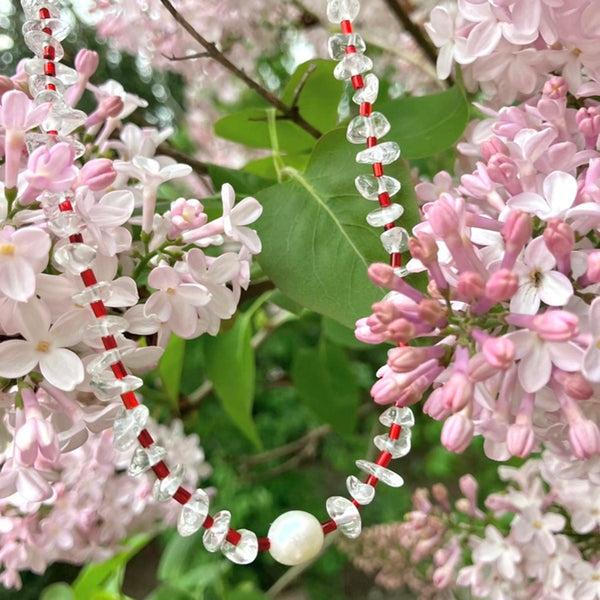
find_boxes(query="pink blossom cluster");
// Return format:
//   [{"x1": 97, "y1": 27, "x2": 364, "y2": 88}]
[
  {"x1": 0, "y1": 416, "x2": 209, "y2": 590},
  {"x1": 425, "y1": 0, "x2": 600, "y2": 103},
  {"x1": 0, "y1": 49, "x2": 260, "y2": 537},
  {"x1": 357, "y1": 75, "x2": 600, "y2": 462}
]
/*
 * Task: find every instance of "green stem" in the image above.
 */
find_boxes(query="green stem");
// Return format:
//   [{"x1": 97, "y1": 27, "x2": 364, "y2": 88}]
[{"x1": 267, "y1": 108, "x2": 286, "y2": 183}]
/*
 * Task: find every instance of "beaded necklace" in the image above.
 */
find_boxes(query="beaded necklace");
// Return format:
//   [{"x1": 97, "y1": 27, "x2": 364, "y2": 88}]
[{"x1": 19, "y1": 0, "x2": 414, "y2": 567}]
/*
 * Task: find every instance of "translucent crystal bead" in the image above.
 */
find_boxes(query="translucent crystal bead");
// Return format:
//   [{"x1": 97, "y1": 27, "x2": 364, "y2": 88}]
[
  {"x1": 128, "y1": 445, "x2": 167, "y2": 476},
  {"x1": 112, "y1": 405, "x2": 149, "y2": 451},
  {"x1": 24, "y1": 58, "x2": 78, "y2": 85},
  {"x1": 37, "y1": 190, "x2": 65, "y2": 209},
  {"x1": 222, "y1": 529, "x2": 259, "y2": 565},
  {"x1": 178, "y1": 488, "x2": 210, "y2": 537},
  {"x1": 86, "y1": 316, "x2": 129, "y2": 339},
  {"x1": 394, "y1": 266, "x2": 410, "y2": 278},
  {"x1": 374, "y1": 428, "x2": 412, "y2": 459},
  {"x1": 72, "y1": 282, "x2": 112, "y2": 306},
  {"x1": 87, "y1": 348, "x2": 131, "y2": 377},
  {"x1": 356, "y1": 141, "x2": 401, "y2": 165},
  {"x1": 153, "y1": 464, "x2": 185, "y2": 502},
  {"x1": 325, "y1": 496, "x2": 361, "y2": 539},
  {"x1": 203, "y1": 510, "x2": 231, "y2": 552},
  {"x1": 47, "y1": 211, "x2": 82, "y2": 237},
  {"x1": 90, "y1": 372, "x2": 143, "y2": 401},
  {"x1": 379, "y1": 406, "x2": 415, "y2": 428},
  {"x1": 21, "y1": 1, "x2": 62, "y2": 20},
  {"x1": 23, "y1": 31, "x2": 64, "y2": 61},
  {"x1": 54, "y1": 243, "x2": 96, "y2": 275},
  {"x1": 59, "y1": 135, "x2": 86, "y2": 159},
  {"x1": 43, "y1": 101, "x2": 87, "y2": 136},
  {"x1": 327, "y1": 0, "x2": 360, "y2": 23},
  {"x1": 355, "y1": 174, "x2": 401, "y2": 201},
  {"x1": 353, "y1": 73, "x2": 379, "y2": 104},
  {"x1": 22, "y1": 18, "x2": 70, "y2": 42},
  {"x1": 355, "y1": 459, "x2": 404, "y2": 487},
  {"x1": 346, "y1": 475, "x2": 375, "y2": 505},
  {"x1": 366, "y1": 204, "x2": 404, "y2": 227},
  {"x1": 347, "y1": 112, "x2": 391, "y2": 144},
  {"x1": 333, "y1": 53, "x2": 373, "y2": 81},
  {"x1": 33, "y1": 88, "x2": 61, "y2": 107},
  {"x1": 25, "y1": 131, "x2": 54, "y2": 153},
  {"x1": 328, "y1": 33, "x2": 365, "y2": 60},
  {"x1": 27, "y1": 132, "x2": 85, "y2": 159},
  {"x1": 380, "y1": 226, "x2": 409, "y2": 253}
]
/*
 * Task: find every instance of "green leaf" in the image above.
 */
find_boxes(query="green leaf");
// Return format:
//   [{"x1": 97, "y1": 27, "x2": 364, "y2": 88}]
[
  {"x1": 254, "y1": 128, "x2": 421, "y2": 328},
  {"x1": 41, "y1": 584, "x2": 75, "y2": 600},
  {"x1": 322, "y1": 316, "x2": 371, "y2": 350},
  {"x1": 281, "y1": 59, "x2": 344, "y2": 133},
  {"x1": 207, "y1": 164, "x2": 275, "y2": 196},
  {"x1": 243, "y1": 153, "x2": 310, "y2": 179},
  {"x1": 380, "y1": 86, "x2": 469, "y2": 159},
  {"x1": 215, "y1": 107, "x2": 315, "y2": 153},
  {"x1": 291, "y1": 339, "x2": 359, "y2": 434},
  {"x1": 158, "y1": 334, "x2": 185, "y2": 408}
]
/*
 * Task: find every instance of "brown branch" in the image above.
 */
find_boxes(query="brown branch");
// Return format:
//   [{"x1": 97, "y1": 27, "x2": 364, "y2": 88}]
[
  {"x1": 162, "y1": 51, "x2": 210, "y2": 62},
  {"x1": 157, "y1": 0, "x2": 322, "y2": 139},
  {"x1": 381, "y1": 0, "x2": 438, "y2": 67},
  {"x1": 156, "y1": 142, "x2": 209, "y2": 175}
]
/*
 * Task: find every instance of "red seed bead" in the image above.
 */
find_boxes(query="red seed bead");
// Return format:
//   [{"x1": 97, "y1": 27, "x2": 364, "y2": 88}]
[
  {"x1": 389, "y1": 424, "x2": 402, "y2": 440},
  {"x1": 173, "y1": 487, "x2": 192, "y2": 505},
  {"x1": 102, "y1": 335, "x2": 118, "y2": 351},
  {"x1": 225, "y1": 529, "x2": 242, "y2": 546},
  {"x1": 80, "y1": 269, "x2": 97, "y2": 287},
  {"x1": 345, "y1": 45, "x2": 357, "y2": 54},
  {"x1": 39, "y1": 8, "x2": 51, "y2": 18},
  {"x1": 366, "y1": 475, "x2": 379, "y2": 487},
  {"x1": 42, "y1": 27, "x2": 52, "y2": 35},
  {"x1": 121, "y1": 390, "x2": 139, "y2": 410},
  {"x1": 152, "y1": 461, "x2": 169, "y2": 480},
  {"x1": 391, "y1": 252, "x2": 402, "y2": 268},
  {"x1": 203, "y1": 515, "x2": 215, "y2": 529},
  {"x1": 90, "y1": 301, "x2": 107, "y2": 318},
  {"x1": 44, "y1": 62, "x2": 56, "y2": 76},
  {"x1": 322, "y1": 519, "x2": 338, "y2": 534},
  {"x1": 258, "y1": 537, "x2": 271, "y2": 551},
  {"x1": 138, "y1": 429, "x2": 154, "y2": 448},
  {"x1": 378, "y1": 191, "x2": 391, "y2": 207},
  {"x1": 69, "y1": 233, "x2": 84, "y2": 244},
  {"x1": 366, "y1": 136, "x2": 377, "y2": 148},
  {"x1": 46, "y1": 83, "x2": 56, "y2": 91},
  {"x1": 351, "y1": 498, "x2": 361, "y2": 509},
  {"x1": 58, "y1": 199, "x2": 73, "y2": 212},
  {"x1": 340, "y1": 20, "x2": 353, "y2": 34},
  {"x1": 372, "y1": 163, "x2": 384, "y2": 177},
  {"x1": 360, "y1": 103, "x2": 372, "y2": 117},
  {"x1": 43, "y1": 46, "x2": 55, "y2": 60},
  {"x1": 351, "y1": 74, "x2": 364, "y2": 90},
  {"x1": 383, "y1": 222, "x2": 395, "y2": 231},
  {"x1": 111, "y1": 361, "x2": 128, "y2": 379},
  {"x1": 376, "y1": 451, "x2": 393, "y2": 468}
]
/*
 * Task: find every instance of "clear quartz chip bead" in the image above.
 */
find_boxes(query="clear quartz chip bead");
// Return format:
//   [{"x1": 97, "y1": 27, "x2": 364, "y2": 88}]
[
  {"x1": 43, "y1": 101, "x2": 87, "y2": 136},
  {"x1": 203, "y1": 510, "x2": 231, "y2": 552},
  {"x1": 87, "y1": 347, "x2": 133, "y2": 376},
  {"x1": 24, "y1": 59, "x2": 78, "y2": 85},
  {"x1": 21, "y1": 1, "x2": 62, "y2": 20},
  {"x1": 380, "y1": 226, "x2": 409, "y2": 253},
  {"x1": 113, "y1": 405, "x2": 149, "y2": 451},
  {"x1": 128, "y1": 445, "x2": 167, "y2": 476},
  {"x1": 327, "y1": 0, "x2": 360, "y2": 22},
  {"x1": 153, "y1": 464, "x2": 185, "y2": 502},
  {"x1": 366, "y1": 204, "x2": 404, "y2": 227},
  {"x1": 355, "y1": 459, "x2": 404, "y2": 488},
  {"x1": 379, "y1": 406, "x2": 415, "y2": 428},
  {"x1": 333, "y1": 53, "x2": 373, "y2": 81},
  {"x1": 54, "y1": 243, "x2": 97, "y2": 275},
  {"x1": 22, "y1": 18, "x2": 70, "y2": 41},
  {"x1": 222, "y1": 529, "x2": 259, "y2": 565},
  {"x1": 326, "y1": 496, "x2": 361, "y2": 539},
  {"x1": 47, "y1": 211, "x2": 82, "y2": 236},
  {"x1": 178, "y1": 488, "x2": 210, "y2": 537},
  {"x1": 72, "y1": 282, "x2": 112, "y2": 306},
  {"x1": 346, "y1": 475, "x2": 375, "y2": 505},
  {"x1": 33, "y1": 88, "x2": 61, "y2": 107},
  {"x1": 356, "y1": 141, "x2": 401, "y2": 165},
  {"x1": 90, "y1": 372, "x2": 143, "y2": 401},
  {"x1": 85, "y1": 316, "x2": 129, "y2": 339},
  {"x1": 328, "y1": 33, "x2": 365, "y2": 60},
  {"x1": 353, "y1": 73, "x2": 379, "y2": 104},
  {"x1": 355, "y1": 174, "x2": 401, "y2": 201},
  {"x1": 373, "y1": 428, "x2": 412, "y2": 459},
  {"x1": 23, "y1": 32, "x2": 64, "y2": 61},
  {"x1": 347, "y1": 112, "x2": 391, "y2": 144}
]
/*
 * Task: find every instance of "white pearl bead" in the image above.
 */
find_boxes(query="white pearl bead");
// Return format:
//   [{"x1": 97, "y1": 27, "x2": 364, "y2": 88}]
[{"x1": 267, "y1": 510, "x2": 324, "y2": 566}]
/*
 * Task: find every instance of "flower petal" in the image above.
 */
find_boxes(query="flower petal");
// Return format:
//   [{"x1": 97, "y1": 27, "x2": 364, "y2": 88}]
[
  {"x1": 543, "y1": 171, "x2": 577, "y2": 216},
  {"x1": 510, "y1": 283, "x2": 540, "y2": 315},
  {"x1": 539, "y1": 271, "x2": 573, "y2": 307},
  {"x1": 0, "y1": 259, "x2": 35, "y2": 302},
  {"x1": 0, "y1": 340, "x2": 38, "y2": 378},
  {"x1": 39, "y1": 348, "x2": 84, "y2": 391},
  {"x1": 519, "y1": 340, "x2": 551, "y2": 392}
]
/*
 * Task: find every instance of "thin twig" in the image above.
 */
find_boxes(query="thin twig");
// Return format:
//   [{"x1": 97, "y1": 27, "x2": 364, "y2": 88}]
[
  {"x1": 162, "y1": 51, "x2": 210, "y2": 62},
  {"x1": 290, "y1": 62, "x2": 317, "y2": 108},
  {"x1": 381, "y1": 0, "x2": 439, "y2": 67},
  {"x1": 157, "y1": 0, "x2": 322, "y2": 139}
]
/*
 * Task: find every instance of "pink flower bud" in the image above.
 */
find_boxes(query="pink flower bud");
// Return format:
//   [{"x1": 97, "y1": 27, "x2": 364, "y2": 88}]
[
  {"x1": 387, "y1": 346, "x2": 426, "y2": 372},
  {"x1": 484, "y1": 269, "x2": 518, "y2": 301},
  {"x1": 457, "y1": 271, "x2": 485, "y2": 302},
  {"x1": 561, "y1": 372, "x2": 594, "y2": 400},
  {"x1": 370, "y1": 376, "x2": 399, "y2": 405},
  {"x1": 367, "y1": 262, "x2": 395, "y2": 287},
  {"x1": 428, "y1": 194, "x2": 461, "y2": 242},
  {"x1": 543, "y1": 219, "x2": 574, "y2": 259},
  {"x1": 532, "y1": 310, "x2": 579, "y2": 341},
  {"x1": 79, "y1": 158, "x2": 116, "y2": 191},
  {"x1": 86, "y1": 96, "x2": 124, "y2": 128},
  {"x1": 432, "y1": 483, "x2": 450, "y2": 511},
  {"x1": 355, "y1": 320, "x2": 387, "y2": 344},
  {"x1": 0, "y1": 75, "x2": 15, "y2": 98},
  {"x1": 442, "y1": 372, "x2": 473, "y2": 412},
  {"x1": 487, "y1": 154, "x2": 519, "y2": 188},
  {"x1": 75, "y1": 49, "x2": 99, "y2": 78},
  {"x1": 386, "y1": 318, "x2": 416, "y2": 344},
  {"x1": 468, "y1": 353, "x2": 497, "y2": 381},
  {"x1": 569, "y1": 419, "x2": 600, "y2": 459},
  {"x1": 587, "y1": 251, "x2": 600, "y2": 283},
  {"x1": 480, "y1": 137, "x2": 508, "y2": 162},
  {"x1": 458, "y1": 474, "x2": 479, "y2": 506},
  {"x1": 371, "y1": 300, "x2": 397, "y2": 325},
  {"x1": 408, "y1": 232, "x2": 438, "y2": 265},
  {"x1": 576, "y1": 106, "x2": 600, "y2": 138},
  {"x1": 441, "y1": 413, "x2": 474, "y2": 453},
  {"x1": 502, "y1": 210, "x2": 532, "y2": 251},
  {"x1": 482, "y1": 336, "x2": 514, "y2": 369},
  {"x1": 506, "y1": 423, "x2": 535, "y2": 458},
  {"x1": 423, "y1": 388, "x2": 451, "y2": 421},
  {"x1": 418, "y1": 298, "x2": 447, "y2": 326},
  {"x1": 542, "y1": 76, "x2": 568, "y2": 99}
]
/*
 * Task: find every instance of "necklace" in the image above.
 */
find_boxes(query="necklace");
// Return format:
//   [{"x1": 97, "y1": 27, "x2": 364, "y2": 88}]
[{"x1": 17, "y1": 0, "x2": 414, "y2": 567}]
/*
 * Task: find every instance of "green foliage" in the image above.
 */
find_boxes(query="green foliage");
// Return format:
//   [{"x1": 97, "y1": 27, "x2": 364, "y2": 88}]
[{"x1": 158, "y1": 335, "x2": 186, "y2": 410}]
